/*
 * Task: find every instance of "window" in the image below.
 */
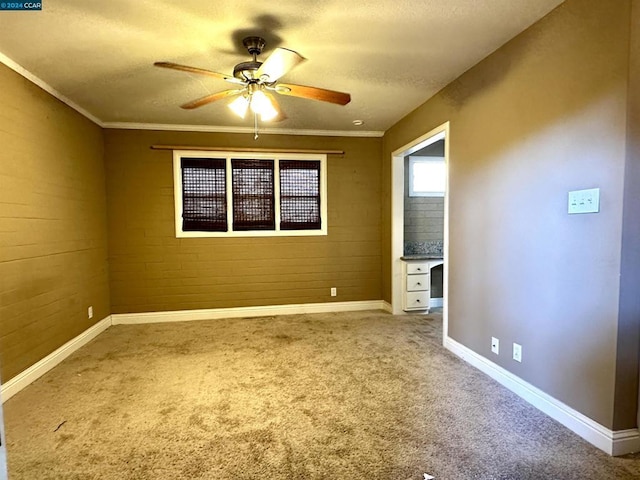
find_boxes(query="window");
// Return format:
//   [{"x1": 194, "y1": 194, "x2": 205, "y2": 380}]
[
  {"x1": 279, "y1": 160, "x2": 321, "y2": 230},
  {"x1": 173, "y1": 151, "x2": 327, "y2": 237},
  {"x1": 181, "y1": 158, "x2": 227, "y2": 231},
  {"x1": 231, "y1": 159, "x2": 275, "y2": 231},
  {"x1": 409, "y1": 156, "x2": 445, "y2": 197}
]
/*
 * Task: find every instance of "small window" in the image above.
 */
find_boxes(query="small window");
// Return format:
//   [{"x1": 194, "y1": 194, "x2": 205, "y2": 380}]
[
  {"x1": 173, "y1": 151, "x2": 327, "y2": 237},
  {"x1": 409, "y1": 156, "x2": 445, "y2": 197},
  {"x1": 181, "y1": 158, "x2": 227, "y2": 232},
  {"x1": 279, "y1": 160, "x2": 321, "y2": 230},
  {"x1": 232, "y1": 159, "x2": 275, "y2": 231}
]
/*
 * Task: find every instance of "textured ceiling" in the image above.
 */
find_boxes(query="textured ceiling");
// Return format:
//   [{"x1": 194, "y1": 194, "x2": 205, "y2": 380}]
[{"x1": 0, "y1": 0, "x2": 564, "y2": 135}]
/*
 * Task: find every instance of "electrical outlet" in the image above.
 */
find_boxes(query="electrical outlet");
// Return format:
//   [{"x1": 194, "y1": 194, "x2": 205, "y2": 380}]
[
  {"x1": 330, "y1": 287, "x2": 337, "y2": 297},
  {"x1": 491, "y1": 337, "x2": 499, "y2": 355},
  {"x1": 513, "y1": 343, "x2": 522, "y2": 362},
  {"x1": 88, "y1": 306, "x2": 93, "y2": 319}
]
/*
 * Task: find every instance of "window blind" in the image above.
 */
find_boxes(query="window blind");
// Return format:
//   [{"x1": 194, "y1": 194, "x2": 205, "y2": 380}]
[
  {"x1": 231, "y1": 159, "x2": 275, "y2": 231},
  {"x1": 181, "y1": 158, "x2": 228, "y2": 232},
  {"x1": 279, "y1": 160, "x2": 321, "y2": 230}
]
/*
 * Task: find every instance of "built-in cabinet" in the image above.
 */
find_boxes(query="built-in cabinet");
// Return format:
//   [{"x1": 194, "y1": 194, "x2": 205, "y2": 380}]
[{"x1": 402, "y1": 259, "x2": 443, "y2": 312}]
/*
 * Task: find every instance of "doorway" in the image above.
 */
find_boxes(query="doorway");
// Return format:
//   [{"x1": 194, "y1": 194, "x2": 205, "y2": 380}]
[{"x1": 391, "y1": 122, "x2": 449, "y2": 339}]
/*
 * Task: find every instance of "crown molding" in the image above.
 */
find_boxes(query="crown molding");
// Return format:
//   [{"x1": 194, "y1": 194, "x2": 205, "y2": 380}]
[
  {"x1": 102, "y1": 122, "x2": 385, "y2": 138},
  {"x1": 0, "y1": 50, "x2": 384, "y2": 138},
  {"x1": 0, "y1": 51, "x2": 104, "y2": 126}
]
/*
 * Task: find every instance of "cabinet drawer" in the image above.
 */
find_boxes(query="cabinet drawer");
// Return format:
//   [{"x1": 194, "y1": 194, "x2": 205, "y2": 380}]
[
  {"x1": 405, "y1": 291, "x2": 430, "y2": 310},
  {"x1": 406, "y1": 262, "x2": 430, "y2": 274},
  {"x1": 406, "y1": 273, "x2": 429, "y2": 292}
]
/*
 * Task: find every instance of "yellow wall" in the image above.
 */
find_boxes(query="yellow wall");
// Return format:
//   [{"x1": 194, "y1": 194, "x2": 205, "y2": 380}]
[
  {"x1": 104, "y1": 129, "x2": 382, "y2": 313},
  {"x1": 0, "y1": 64, "x2": 110, "y2": 382},
  {"x1": 383, "y1": 0, "x2": 637, "y2": 430}
]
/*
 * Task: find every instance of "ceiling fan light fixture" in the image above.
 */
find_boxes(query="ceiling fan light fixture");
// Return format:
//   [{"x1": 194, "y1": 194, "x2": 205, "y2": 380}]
[
  {"x1": 259, "y1": 107, "x2": 279, "y2": 122},
  {"x1": 250, "y1": 89, "x2": 278, "y2": 121},
  {"x1": 228, "y1": 94, "x2": 250, "y2": 118}
]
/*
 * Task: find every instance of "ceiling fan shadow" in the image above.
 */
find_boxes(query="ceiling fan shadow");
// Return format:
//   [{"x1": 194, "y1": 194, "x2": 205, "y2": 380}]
[{"x1": 214, "y1": 15, "x2": 284, "y2": 56}]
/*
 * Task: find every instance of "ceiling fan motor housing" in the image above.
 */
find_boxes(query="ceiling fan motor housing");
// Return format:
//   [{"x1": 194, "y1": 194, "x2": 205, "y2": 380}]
[
  {"x1": 233, "y1": 61, "x2": 262, "y2": 80},
  {"x1": 243, "y1": 36, "x2": 266, "y2": 56},
  {"x1": 234, "y1": 36, "x2": 268, "y2": 80}
]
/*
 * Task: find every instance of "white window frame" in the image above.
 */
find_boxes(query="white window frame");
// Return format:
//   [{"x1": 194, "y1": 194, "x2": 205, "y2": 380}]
[
  {"x1": 408, "y1": 156, "x2": 446, "y2": 197},
  {"x1": 173, "y1": 150, "x2": 328, "y2": 237}
]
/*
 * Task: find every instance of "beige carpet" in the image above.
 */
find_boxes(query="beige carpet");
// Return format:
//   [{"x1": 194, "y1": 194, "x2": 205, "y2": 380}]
[{"x1": 4, "y1": 310, "x2": 640, "y2": 479}]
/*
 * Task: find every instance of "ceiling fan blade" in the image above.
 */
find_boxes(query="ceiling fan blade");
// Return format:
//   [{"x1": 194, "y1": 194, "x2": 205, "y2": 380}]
[
  {"x1": 256, "y1": 48, "x2": 306, "y2": 82},
  {"x1": 154, "y1": 62, "x2": 244, "y2": 85},
  {"x1": 180, "y1": 89, "x2": 245, "y2": 109},
  {"x1": 275, "y1": 83, "x2": 351, "y2": 105}
]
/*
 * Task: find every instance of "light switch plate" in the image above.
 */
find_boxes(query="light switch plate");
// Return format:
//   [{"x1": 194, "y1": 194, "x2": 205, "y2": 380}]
[
  {"x1": 513, "y1": 343, "x2": 522, "y2": 363},
  {"x1": 568, "y1": 188, "x2": 599, "y2": 214}
]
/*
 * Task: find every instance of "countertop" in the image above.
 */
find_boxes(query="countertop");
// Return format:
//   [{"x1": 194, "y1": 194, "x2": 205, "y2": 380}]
[{"x1": 400, "y1": 255, "x2": 444, "y2": 261}]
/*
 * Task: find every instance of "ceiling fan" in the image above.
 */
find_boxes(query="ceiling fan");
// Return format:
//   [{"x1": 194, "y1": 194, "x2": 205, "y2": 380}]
[{"x1": 155, "y1": 36, "x2": 351, "y2": 123}]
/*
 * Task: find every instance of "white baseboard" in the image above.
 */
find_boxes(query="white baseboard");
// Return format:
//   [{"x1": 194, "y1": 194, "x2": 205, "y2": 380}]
[
  {"x1": 444, "y1": 336, "x2": 640, "y2": 456},
  {"x1": 612, "y1": 429, "x2": 640, "y2": 456},
  {"x1": 430, "y1": 297, "x2": 443, "y2": 308},
  {"x1": 112, "y1": 300, "x2": 387, "y2": 325},
  {"x1": 381, "y1": 301, "x2": 393, "y2": 313},
  {"x1": 1, "y1": 316, "x2": 112, "y2": 403}
]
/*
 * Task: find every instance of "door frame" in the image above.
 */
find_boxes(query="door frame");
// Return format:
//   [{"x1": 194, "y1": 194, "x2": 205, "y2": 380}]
[{"x1": 391, "y1": 122, "x2": 450, "y2": 338}]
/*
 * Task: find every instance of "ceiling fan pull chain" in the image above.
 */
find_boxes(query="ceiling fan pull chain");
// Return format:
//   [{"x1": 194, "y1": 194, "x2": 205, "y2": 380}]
[{"x1": 254, "y1": 112, "x2": 259, "y2": 140}]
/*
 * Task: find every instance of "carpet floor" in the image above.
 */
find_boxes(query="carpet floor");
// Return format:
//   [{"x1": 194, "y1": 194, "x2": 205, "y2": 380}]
[{"x1": 4, "y1": 310, "x2": 640, "y2": 479}]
